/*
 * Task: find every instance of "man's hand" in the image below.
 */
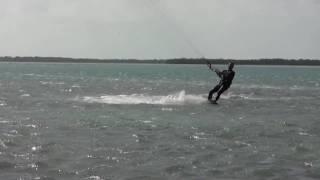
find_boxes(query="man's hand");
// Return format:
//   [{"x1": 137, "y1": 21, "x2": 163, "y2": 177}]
[{"x1": 206, "y1": 62, "x2": 213, "y2": 71}]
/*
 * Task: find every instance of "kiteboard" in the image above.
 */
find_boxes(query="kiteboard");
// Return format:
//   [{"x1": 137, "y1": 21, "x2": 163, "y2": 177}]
[{"x1": 208, "y1": 100, "x2": 218, "y2": 105}]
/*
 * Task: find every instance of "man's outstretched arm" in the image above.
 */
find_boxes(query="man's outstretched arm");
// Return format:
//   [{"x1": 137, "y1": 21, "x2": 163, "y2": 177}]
[{"x1": 207, "y1": 62, "x2": 222, "y2": 78}]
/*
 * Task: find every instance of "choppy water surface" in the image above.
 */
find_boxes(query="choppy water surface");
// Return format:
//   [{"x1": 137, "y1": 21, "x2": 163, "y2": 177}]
[{"x1": 0, "y1": 62, "x2": 320, "y2": 180}]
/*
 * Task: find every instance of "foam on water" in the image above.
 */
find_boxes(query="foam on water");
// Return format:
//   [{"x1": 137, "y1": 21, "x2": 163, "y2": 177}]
[
  {"x1": 79, "y1": 90, "x2": 314, "y2": 105},
  {"x1": 81, "y1": 90, "x2": 206, "y2": 105},
  {"x1": 0, "y1": 139, "x2": 7, "y2": 149}
]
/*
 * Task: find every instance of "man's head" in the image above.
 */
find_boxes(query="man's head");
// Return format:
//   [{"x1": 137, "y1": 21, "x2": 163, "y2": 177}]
[{"x1": 228, "y1": 62, "x2": 234, "y2": 70}]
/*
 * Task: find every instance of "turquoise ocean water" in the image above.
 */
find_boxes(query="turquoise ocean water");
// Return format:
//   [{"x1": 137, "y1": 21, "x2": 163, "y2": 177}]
[{"x1": 0, "y1": 62, "x2": 319, "y2": 180}]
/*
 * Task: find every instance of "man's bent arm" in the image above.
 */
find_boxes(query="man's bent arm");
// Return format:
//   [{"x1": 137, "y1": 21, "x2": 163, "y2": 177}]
[{"x1": 215, "y1": 69, "x2": 222, "y2": 78}]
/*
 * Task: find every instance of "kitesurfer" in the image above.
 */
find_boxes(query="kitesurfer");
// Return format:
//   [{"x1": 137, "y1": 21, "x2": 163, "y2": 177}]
[{"x1": 207, "y1": 62, "x2": 235, "y2": 103}]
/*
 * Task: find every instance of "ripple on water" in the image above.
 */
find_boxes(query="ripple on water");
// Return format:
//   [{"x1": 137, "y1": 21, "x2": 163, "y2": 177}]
[
  {"x1": 0, "y1": 161, "x2": 15, "y2": 170},
  {"x1": 87, "y1": 176, "x2": 103, "y2": 180},
  {"x1": 164, "y1": 164, "x2": 188, "y2": 175},
  {"x1": 28, "y1": 161, "x2": 49, "y2": 170},
  {"x1": 24, "y1": 124, "x2": 38, "y2": 128},
  {"x1": 0, "y1": 102, "x2": 6, "y2": 106},
  {"x1": 0, "y1": 120, "x2": 10, "y2": 124},
  {"x1": 0, "y1": 139, "x2": 8, "y2": 149},
  {"x1": 20, "y1": 94, "x2": 31, "y2": 97},
  {"x1": 206, "y1": 168, "x2": 224, "y2": 176}
]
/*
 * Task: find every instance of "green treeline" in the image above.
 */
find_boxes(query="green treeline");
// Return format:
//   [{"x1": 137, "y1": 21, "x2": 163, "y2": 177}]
[{"x1": 1, "y1": 56, "x2": 320, "y2": 65}]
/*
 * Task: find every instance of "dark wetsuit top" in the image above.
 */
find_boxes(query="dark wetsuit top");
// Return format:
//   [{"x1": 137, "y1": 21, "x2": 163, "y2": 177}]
[{"x1": 216, "y1": 70, "x2": 235, "y2": 87}]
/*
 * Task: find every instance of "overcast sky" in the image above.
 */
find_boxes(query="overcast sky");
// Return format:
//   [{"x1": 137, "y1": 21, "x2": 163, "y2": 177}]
[{"x1": 0, "y1": 0, "x2": 319, "y2": 59}]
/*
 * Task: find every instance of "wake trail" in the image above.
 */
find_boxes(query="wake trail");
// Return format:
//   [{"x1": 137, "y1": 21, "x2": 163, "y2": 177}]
[
  {"x1": 76, "y1": 90, "x2": 315, "y2": 105},
  {"x1": 80, "y1": 90, "x2": 206, "y2": 105}
]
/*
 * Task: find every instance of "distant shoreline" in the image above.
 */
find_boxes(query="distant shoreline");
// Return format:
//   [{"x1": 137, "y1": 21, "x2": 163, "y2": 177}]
[{"x1": 1, "y1": 56, "x2": 320, "y2": 66}]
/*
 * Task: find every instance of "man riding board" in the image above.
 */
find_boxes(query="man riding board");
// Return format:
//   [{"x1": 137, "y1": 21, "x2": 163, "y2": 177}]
[{"x1": 207, "y1": 62, "x2": 235, "y2": 104}]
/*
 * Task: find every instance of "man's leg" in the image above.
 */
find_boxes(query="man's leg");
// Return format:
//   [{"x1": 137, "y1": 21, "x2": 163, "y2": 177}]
[
  {"x1": 208, "y1": 84, "x2": 222, "y2": 100},
  {"x1": 215, "y1": 85, "x2": 229, "y2": 101}
]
